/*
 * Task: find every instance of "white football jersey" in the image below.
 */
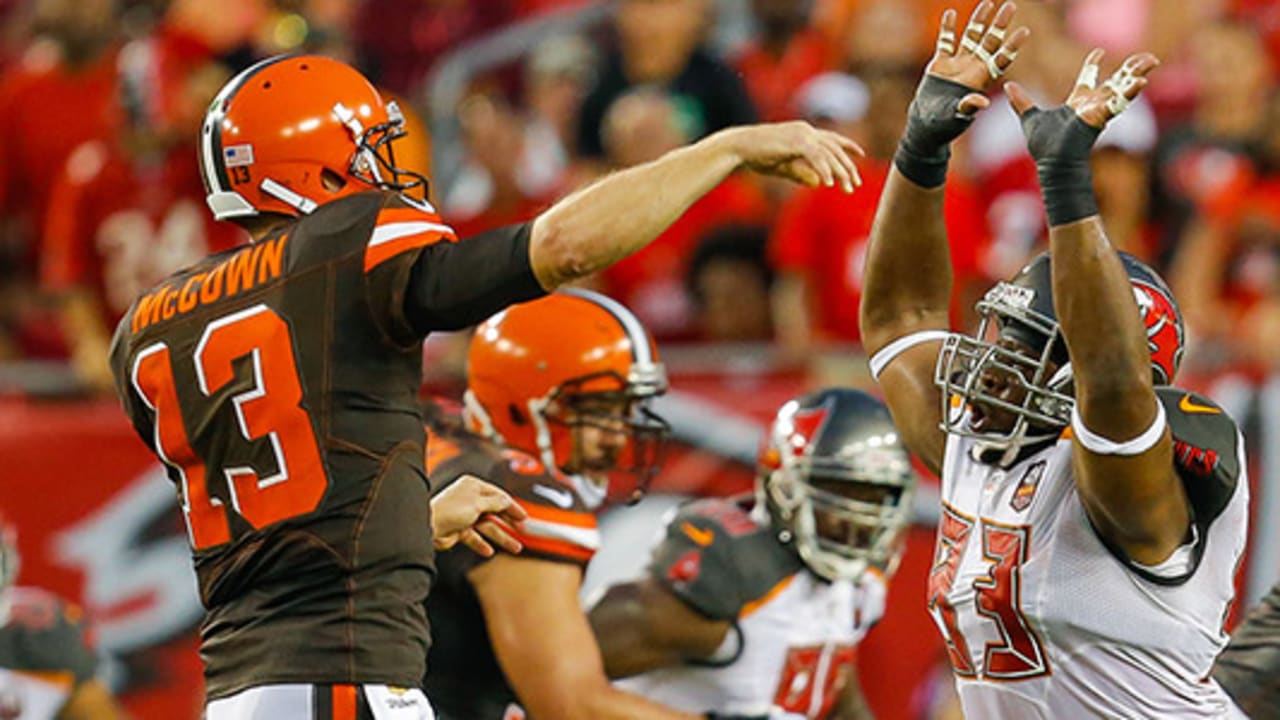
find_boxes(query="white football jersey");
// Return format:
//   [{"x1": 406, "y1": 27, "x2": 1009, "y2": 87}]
[
  {"x1": 0, "y1": 668, "x2": 70, "y2": 720},
  {"x1": 930, "y1": 395, "x2": 1248, "y2": 718},
  {"x1": 619, "y1": 569, "x2": 885, "y2": 719}
]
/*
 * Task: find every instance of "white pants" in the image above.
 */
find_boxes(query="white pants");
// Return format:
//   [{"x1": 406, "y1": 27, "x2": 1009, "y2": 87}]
[{"x1": 206, "y1": 683, "x2": 435, "y2": 720}]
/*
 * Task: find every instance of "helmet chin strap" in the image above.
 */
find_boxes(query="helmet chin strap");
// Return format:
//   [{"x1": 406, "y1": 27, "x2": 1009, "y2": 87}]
[{"x1": 260, "y1": 178, "x2": 319, "y2": 215}]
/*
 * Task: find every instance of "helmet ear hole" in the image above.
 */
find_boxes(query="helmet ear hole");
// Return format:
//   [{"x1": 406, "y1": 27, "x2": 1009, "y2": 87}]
[
  {"x1": 507, "y1": 404, "x2": 526, "y2": 426},
  {"x1": 320, "y1": 168, "x2": 347, "y2": 191}
]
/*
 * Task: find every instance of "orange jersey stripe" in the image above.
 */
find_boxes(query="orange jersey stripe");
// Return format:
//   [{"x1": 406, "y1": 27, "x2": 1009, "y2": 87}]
[
  {"x1": 741, "y1": 575, "x2": 795, "y2": 618},
  {"x1": 377, "y1": 206, "x2": 444, "y2": 225},
  {"x1": 10, "y1": 669, "x2": 74, "y2": 689},
  {"x1": 332, "y1": 684, "x2": 358, "y2": 720},
  {"x1": 364, "y1": 227, "x2": 455, "y2": 272},
  {"x1": 519, "y1": 533, "x2": 595, "y2": 562},
  {"x1": 513, "y1": 498, "x2": 597, "y2": 530}
]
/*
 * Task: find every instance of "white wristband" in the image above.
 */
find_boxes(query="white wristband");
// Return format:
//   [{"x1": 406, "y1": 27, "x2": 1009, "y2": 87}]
[
  {"x1": 1070, "y1": 399, "x2": 1167, "y2": 456},
  {"x1": 869, "y1": 330, "x2": 950, "y2": 381}
]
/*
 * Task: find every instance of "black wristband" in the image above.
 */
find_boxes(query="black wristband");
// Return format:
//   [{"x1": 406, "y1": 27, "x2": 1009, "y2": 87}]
[
  {"x1": 1018, "y1": 107, "x2": 1102, "y2": 227},
  {"x1": 1037, "y1": 159, "x2": 1099, "y2": 227},
  {"x1": 893, "y1": 139, "x2": 951, "y2": 189},
  {"x1": 893, "y1": 76, "x2": 978, "y2": 189}
]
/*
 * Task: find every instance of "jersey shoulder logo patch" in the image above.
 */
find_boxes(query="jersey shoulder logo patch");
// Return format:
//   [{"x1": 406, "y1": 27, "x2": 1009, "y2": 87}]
[{"x1": 1179, "y1": 394, "x2": 1221, "y2": 415}]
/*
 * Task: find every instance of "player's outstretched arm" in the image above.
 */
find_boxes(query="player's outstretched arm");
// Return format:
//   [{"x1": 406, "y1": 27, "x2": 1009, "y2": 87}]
[
  {"x1": 1008, "y1": 50, "x2": 1188, "y2": 565},
  {"x1": 431, "y1": 475, "x2": 529, "y2": 557},
  {"x1": 861, "y1": 1, "x2": 1029, "y2": 474},
  {"x1": 469, "y1": 557, "x2": 703, "y2": 720},
  {"x1": 588, "y1": 577, "x2": 732, "y2": 679},
  {"x1": 528, "y1": 121, "x2": 863, "y2": 289}
]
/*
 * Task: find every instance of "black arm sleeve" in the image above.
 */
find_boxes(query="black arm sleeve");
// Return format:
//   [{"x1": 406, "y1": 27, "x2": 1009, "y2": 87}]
[{"x1": 403, "y1": 221, "x2": 546, "y2": 334}]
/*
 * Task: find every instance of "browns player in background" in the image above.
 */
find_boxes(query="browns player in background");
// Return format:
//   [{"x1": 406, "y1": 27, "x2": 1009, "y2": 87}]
[
  {"x1": 590, "y1": 388, "x2": 917, "y2": 720},
  {"x1": 861, "y1": 2, "x2": 1247, "y2": 717},
  {"x1": 107, "y1": 52, "x2": 862, "y2": 719},
  {"x1": 424, "y1": 289, "x2": 703, "y2": 720},
  {"x1": 0, "y1": 516, "x2": 127, "y2": 720}
]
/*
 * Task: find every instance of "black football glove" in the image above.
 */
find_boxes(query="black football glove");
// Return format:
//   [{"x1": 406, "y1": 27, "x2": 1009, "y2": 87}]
[
  {"x1": 893, "y1": 75, "x2": 982, "y2": 188},
  {"x1": 1018, "y1": 105, "x2": 1102, "y2": 227}
]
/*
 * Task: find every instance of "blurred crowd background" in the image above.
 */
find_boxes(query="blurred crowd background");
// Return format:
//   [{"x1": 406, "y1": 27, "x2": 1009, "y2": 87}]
[
  {"x1": 3, "y1": 0, "x2": 1280, "y2": 392},
  {"x1": 3, "y1": 1, "x2": 1280, "y2": 718}
]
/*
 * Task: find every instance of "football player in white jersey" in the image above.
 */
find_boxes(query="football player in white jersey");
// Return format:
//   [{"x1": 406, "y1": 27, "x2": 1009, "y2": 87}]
[
  {"x1": 0, "y1": 516, "x2": 126, "y2": 720},
  {"x1": 588, "y1": 388, "x2": 917, "y2": 719},
  {"x1": 858, "y1": 2, "x2": 1249, "y2": 718}
]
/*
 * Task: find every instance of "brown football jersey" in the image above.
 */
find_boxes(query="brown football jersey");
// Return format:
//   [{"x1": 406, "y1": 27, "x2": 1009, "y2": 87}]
[
  {"x1": 108, "y1": 190, "x2": 544, "y2": 699},
  {"x1": 421, "y1": 407, "x2": 599, "y2": 720}
]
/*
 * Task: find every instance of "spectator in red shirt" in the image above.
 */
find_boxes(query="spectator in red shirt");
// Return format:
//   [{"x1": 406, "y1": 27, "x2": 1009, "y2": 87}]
[
  {"x1": 40, "y1": 39, "x2": 247, "y2": 393},
  {"x1": 0, "y1": 0, "x2": 119, "y2": 359},
  {"x1": 732, "y1": 0, "x2": 834, "y2": 122},
  {"x1": 595, "y1": 87, "x2": 771, "y2": 340},
  {"x1": 770, "y1": 69, "x2": 987, "y2": 360},
  {"x1": 442, "y1": 87, "x2": 559, "y2": 239}
]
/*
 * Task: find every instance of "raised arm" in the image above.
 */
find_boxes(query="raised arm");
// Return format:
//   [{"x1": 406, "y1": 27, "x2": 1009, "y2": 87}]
[
  {"x1": 861, "y1": 2, "x2": 1029, "y2": 473},
  {"x1": 1007, "y1": 51, "x2": 1189, "y2": 564},
  {"x1": 530, "y1": 121, "x2": 863, "y2": 289}
]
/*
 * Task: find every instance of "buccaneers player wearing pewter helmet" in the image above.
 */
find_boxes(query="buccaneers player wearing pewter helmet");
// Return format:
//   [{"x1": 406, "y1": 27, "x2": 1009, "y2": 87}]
[
  {"x1": 108, "y1": 52, "x2": 864, "y2": 720},
  {"x1": 860, "y1": 3, "x2": 1247, "y2": 717},
  {"x1": 0, "y1": 516, "x2": 126, "y2": 720},
  {"x1": 590, "y1": 388, "x2": 917, "y2": 720}
]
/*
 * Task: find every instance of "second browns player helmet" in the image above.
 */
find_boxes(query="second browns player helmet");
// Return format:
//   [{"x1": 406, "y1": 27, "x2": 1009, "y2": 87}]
[
  {"x1": 935, "y1": 250, "x2": 1185, "y2": 457},
  {"x1": 199, "y1": 54, "x2": 426, "y2": 221},
  {"x1": 465, "y1": 289, "x2": 670, "y2": 506},
  {"x1": 758, "y1": 388, "x2": 916, "y2": 582}
]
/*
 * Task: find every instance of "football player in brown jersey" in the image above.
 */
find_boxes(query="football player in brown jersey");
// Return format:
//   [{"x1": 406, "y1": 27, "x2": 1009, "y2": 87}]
[
  {"x1": 108, "y1": 54, "x2": 864, "y2": 720},
  {"x1": 0, "y1": 516, "x2": 126, "y2": 720},
  {"x1": 425, "y1": 289, "x2": 705, "y2": 720}
]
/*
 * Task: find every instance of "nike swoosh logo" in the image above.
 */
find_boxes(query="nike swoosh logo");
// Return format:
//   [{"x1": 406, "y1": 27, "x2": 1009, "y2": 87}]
[
  {"x1": 532, "y1": 484, "x2": 574, "y2": 509},
  {"x1": 681, "y1": 522, "x2": 715, "y2": 547},
  {"x1": 1179, "y1": 394, "x2": 1221, "y2": 415}
]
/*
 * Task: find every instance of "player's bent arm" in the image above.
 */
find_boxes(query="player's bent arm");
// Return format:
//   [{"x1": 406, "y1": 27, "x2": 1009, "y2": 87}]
[
  {"x1": 529, "y1": 122, "x2": 862, "y2": 290},
  {"x1": 588, "y1": 576, "x2": 733, "y2": 679},
  {"x1": 859, "y1": 174, "x2": 951, "y2": 474},
  {"x1": 1051, "y1": 218, "x2": 1187, "y2": 565},
  {"x1": 57, "y1": 680, "x2": 128, "y2": 720},
  {"x1": 469, "y1": 555, "x2": 702, "y2": 720},
  {"x1": 829, "y1": 664, "x2": 875, "y2": 720},
  {"x1": 859, "y1": 1, "x2": 1032, "y2": 471}
]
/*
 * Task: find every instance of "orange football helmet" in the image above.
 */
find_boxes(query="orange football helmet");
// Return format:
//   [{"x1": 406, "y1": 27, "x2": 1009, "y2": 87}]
[
  {"x1": 465, "y1": 289, "x2": 670, "y2": 505},
  {"x1": 199, "y1": 54, "x2": 426, "y2": 221}
]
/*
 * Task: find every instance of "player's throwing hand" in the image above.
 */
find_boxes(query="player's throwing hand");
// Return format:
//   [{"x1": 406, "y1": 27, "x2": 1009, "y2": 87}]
[{"x1": 715, "y1": 121, "x2": 865, "y2": 193}]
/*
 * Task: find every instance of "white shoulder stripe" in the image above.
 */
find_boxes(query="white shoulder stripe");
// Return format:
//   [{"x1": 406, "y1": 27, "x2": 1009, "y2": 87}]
[
  {"x1": 522, "y1": 518, "x2": 600, "y2": 551},
  {"x1": 369, "y1": 221, "x2": 455, "y2": 248}
]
